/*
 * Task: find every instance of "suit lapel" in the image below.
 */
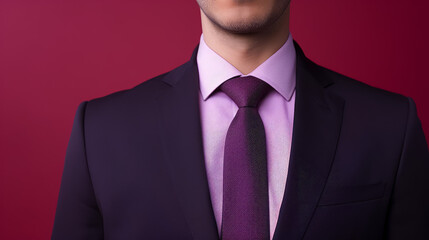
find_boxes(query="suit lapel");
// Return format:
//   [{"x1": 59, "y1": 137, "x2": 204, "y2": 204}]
[
  {"x1": 158, "y1": 48, "x2": 220, "y2": 240},
  {"x1": 273, "y1": 42, "x2": 345, "y2": 240}
]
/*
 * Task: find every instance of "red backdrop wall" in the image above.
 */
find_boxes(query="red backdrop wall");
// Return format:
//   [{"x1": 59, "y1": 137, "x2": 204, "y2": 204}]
[{"x1": 1, "y1": 1, "x2": 428, "y2": 239}]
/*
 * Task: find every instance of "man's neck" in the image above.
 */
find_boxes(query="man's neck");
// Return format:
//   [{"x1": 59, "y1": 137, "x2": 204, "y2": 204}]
[{"x1": 200, "y1": 6, "x2": 290, "y2": 75}]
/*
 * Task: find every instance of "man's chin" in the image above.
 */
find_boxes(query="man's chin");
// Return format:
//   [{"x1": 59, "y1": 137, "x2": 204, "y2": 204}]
[
  {"x1": 220, "y1": 21, "x2": 266, "y2": 34},
  {"x1": 208, "y1": 14, "x2": 271, "y2": 35}
]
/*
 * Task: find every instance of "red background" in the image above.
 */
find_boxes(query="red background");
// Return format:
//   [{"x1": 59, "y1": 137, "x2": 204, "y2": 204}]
[{"x1": 1, "y1": 1, "x2": 428, "y2": 239}]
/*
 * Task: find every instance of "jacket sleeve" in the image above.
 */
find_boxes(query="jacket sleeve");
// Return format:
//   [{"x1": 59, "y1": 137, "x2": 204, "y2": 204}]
[
  {"x1": 385, "y1": 97, "x2": 429, "y2": 239},
  {"x1": 51, "y1": 101, "x2": 104, "y2": 240}
]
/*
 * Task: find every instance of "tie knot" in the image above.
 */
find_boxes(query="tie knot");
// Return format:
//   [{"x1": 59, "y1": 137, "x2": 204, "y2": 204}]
[{"x1": 219, "y1": 76, "x2": 272, "y2": 108}]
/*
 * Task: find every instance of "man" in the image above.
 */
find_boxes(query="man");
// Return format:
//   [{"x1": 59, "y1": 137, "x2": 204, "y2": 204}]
[{"x1": 52, "y1": 0, "x2": 429, "y2": 239}]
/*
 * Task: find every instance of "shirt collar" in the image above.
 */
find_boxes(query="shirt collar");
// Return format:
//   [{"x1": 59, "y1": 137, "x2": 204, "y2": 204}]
[{"x1": 196, "y1": 33, "x2": 296, "y2": 101}]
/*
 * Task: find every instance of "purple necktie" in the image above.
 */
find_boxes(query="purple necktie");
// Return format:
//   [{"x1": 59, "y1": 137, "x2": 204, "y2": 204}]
[{"x1": 219, "y1": 76, "x2": 272, "y2": 240}]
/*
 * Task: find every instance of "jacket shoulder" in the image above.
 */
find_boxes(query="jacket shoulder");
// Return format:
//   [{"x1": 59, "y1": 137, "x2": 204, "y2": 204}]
[
  {"x1": 307, "y1": 60, "x2": 413, "y2": 142},
  {"x1": 311, "y1": 61, "x2": 410, "y2": 109},
  {"x1": 82, "y1": 61, "x2": 190, "y2": 114}
]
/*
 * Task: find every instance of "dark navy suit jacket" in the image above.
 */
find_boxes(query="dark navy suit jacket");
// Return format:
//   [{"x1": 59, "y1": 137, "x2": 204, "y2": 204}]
[{"x1": 52, "y1": 42, "x2": 429, "y2": 240}]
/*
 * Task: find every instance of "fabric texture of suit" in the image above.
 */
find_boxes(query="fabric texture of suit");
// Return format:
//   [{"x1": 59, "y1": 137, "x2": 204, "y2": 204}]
[{"x1": 52, "y1": 42, "x2": 429, "y2": 240}]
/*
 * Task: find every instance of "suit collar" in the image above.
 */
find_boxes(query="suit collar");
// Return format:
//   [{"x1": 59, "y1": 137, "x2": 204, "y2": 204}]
[
  {"x1": 158, "y1": 41, "x2": 344, "y2": 240},
  {"x1": 273, "y1": 42, "x2": 344, "y2": 240},
  {"x1": 158, "y1": 47, "x2": 220, "y2": 240}
]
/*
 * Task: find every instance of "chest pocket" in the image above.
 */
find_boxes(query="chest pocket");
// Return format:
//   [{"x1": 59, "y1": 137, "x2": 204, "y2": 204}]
[{"x1": 318, "y1": 182, "x2": 386, "y2": 206}]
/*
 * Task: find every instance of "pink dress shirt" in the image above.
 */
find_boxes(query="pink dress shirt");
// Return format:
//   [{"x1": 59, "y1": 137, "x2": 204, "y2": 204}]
[{"x1": 197, "y1": 33, "x2": 296, "y2": 240}]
